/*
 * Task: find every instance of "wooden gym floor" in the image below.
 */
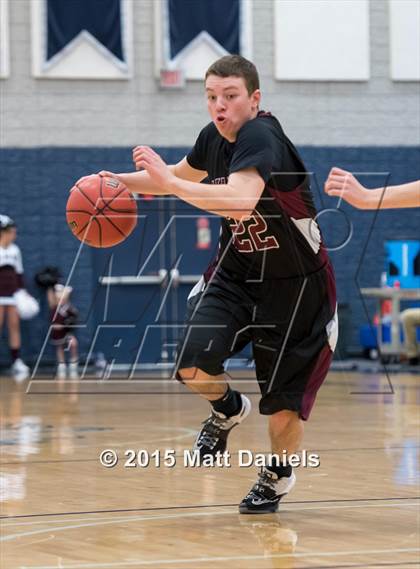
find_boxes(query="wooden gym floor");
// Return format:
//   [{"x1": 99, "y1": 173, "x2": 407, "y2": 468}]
[{"x1": 0, "y1": 370, "x2": 419, "y2": 568}]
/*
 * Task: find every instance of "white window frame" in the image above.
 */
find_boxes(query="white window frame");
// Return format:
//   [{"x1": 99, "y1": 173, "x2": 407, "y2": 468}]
[
  {"x1": 154, "y1": 0, "x2": 253, "y2": 80},
  {"x1": 31, "y1": 0, "x2": 133, "y2": 79},
  {"x1": 0, "y1": 0, "x2": 10, "y2": 78},
  {"x1": 274, "y1": 0, "x2": 370, "y2": 82},
  {"x1": 389, "y1": 0, "x2": 420, "y2": 81}
]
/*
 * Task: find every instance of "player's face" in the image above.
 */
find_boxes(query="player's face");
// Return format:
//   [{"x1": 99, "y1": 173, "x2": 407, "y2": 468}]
[
  {"x1": 1, "y1": 227, "x2": 16, "y2": 246},
  {"x1": 205, "y1": 75, "x2": 261, "y2": 142}
]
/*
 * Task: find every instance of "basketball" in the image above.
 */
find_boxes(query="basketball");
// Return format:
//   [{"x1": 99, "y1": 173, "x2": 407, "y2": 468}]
[{"x1": 66, "y1": 175, "x2": 137, "y2": 248}]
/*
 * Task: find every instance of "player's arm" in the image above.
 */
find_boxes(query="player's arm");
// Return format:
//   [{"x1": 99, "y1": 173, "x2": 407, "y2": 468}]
[
  {"x1": 99, "y1": 153, "x2": 207, "y2": 195},
  {"x1": 325, "y1": 168, "x2": 420, "y2": 209},
  {"x1": 47, "y1": 288, "x2": 57, "y2": 309},
  {"x1": 133, "y1": 145, "x2": 264, "y2": 220},
  {"x1": 171, "y1": 168, "x2": 264, "y2": 220},
  {"x1": 15, "y1": 246, "x2": 25, "y2": 290}
]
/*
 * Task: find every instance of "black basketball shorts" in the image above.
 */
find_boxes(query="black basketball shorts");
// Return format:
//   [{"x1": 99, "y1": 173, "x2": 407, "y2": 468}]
[{"x1": 175, "y1": 264, "x2": 337, "y2": 420}]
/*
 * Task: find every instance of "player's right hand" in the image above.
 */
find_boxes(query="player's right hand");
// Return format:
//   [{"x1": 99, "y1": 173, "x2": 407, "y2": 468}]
[
  {"x1": 98, "y1": 170, "x2": 119, "y2": 179},
  {"x1": 132, "y1": 146, "x2": 146, "y2": 171}
]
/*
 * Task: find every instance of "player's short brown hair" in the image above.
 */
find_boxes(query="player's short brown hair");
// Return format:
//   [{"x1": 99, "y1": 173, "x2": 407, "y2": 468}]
[{"x1": 205, "y1": 55, "x2": 260, "y2": 95}]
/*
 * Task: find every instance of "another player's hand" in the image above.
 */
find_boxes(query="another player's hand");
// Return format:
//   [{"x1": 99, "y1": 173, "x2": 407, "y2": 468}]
[
  {"x1": 132, "y1": 146, "x2": 175, "y2": 188},
  {"x1": 324, "y1": 167, "x2": 369, "y2": 209}
]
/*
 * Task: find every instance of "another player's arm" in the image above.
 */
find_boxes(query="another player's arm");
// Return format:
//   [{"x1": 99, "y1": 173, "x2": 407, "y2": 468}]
[
  {"x1": 359, "y1": 180, "x2": 420, "y2": 209},
  {"x1": 325, "y1": 168, "x2": 420, "y2": 209}
]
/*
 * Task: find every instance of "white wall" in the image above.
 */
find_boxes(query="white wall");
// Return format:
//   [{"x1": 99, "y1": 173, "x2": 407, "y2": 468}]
[{"x1": 1, "y1": 0, "x2": 419, "y2": 147}]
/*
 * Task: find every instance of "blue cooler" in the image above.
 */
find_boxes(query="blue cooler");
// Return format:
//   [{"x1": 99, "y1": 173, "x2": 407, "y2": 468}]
[{"x1": 385, "y1": 240, "x2": 420, "y2": 289}]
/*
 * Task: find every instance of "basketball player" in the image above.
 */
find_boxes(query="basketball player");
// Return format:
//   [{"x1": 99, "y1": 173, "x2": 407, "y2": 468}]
[
  {"x1": 0, "y1": 215, "x2": 30, "y2": 381},
  {"x1": 325, "y1": 167, "x2": 420, "y2": 209},
  {"x1": 100, "y1": 55, "x2": 337, "y2": 513},
  {"x1": 47, "y1": 284, "x2": 79, "y2": 379}
]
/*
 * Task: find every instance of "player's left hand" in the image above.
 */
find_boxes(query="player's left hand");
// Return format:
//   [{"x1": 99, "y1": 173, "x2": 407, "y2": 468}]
[{"x1": 132, "y1": 146, "x2": 175, "y2": 189}]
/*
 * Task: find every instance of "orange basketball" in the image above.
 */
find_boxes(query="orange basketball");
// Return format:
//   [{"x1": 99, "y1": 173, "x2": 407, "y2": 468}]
[{"x1": 66, "y1": 175, "x2": 137, "y2": 248}]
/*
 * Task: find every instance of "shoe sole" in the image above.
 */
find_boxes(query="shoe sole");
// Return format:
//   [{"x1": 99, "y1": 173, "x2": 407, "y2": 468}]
[{"x1": 238, "y1": 505, "x2": 279, "y2": 514}]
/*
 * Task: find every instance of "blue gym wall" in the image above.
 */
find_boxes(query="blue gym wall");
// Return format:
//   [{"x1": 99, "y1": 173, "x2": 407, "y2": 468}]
[{"x1": 0, "y1": 146, "x2": 419, "y2": 365}]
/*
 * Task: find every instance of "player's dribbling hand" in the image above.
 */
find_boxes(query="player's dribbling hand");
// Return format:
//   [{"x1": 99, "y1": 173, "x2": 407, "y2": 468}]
[
  {"x1": 132, "y1": 146, "x2": 175, "y2": 188},
  {"x1": 98, "y1": 170, "x2": 119, "y2": 179},
  {"x1": 324, "y1": 167, "x2": 369, "y2": 209}
]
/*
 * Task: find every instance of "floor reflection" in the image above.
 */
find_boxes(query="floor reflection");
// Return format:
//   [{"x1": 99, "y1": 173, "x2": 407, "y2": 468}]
[
  {"x1": 0, "y1": 379, "x2": 81, "y2": 458},
  {"x1": 240, "y1": 516, "x2": 298, "y2": 567}
]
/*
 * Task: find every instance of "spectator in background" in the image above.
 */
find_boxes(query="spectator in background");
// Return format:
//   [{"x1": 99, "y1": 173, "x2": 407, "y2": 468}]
[
  {"x1": 401, "y1": 309, "x2": 420, "y2": 366},
  {"x1": 0, "y1": 215, "x2": 30, "y2": 381},
  {"x1": 47, "y1": 284, "x2": 79, "y2": 379}
]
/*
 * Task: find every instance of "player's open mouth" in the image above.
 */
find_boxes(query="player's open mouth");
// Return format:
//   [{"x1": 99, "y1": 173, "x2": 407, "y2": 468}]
[{"x1": 217, "y1": 116, "x2": 226, "y2": 124}]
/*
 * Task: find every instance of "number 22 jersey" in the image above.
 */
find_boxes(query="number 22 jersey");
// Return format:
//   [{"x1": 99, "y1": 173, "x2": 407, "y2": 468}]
[{"x1": 187, "y1": 111, "x2": 329, "y2": 281}]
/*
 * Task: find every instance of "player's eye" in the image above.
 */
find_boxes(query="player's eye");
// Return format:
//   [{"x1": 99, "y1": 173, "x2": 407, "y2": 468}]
[
  {"x1": 226, "y1": 94, "x2": 237, "y2": 100},
  {"x1": 207, "y1": 95, "x2": 216, "y2": 101}
]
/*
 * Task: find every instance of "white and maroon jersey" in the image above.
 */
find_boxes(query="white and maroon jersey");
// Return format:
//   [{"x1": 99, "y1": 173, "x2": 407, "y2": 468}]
[
  {"x1": 0, "y1": 243, "x2": 24, "y2": 296},
  {"x1": 187, "y1": 111, "x2": 329, "y2": 281},
  {"x1": 0, "y1": 243, "x2": 23, "y2": 273}
]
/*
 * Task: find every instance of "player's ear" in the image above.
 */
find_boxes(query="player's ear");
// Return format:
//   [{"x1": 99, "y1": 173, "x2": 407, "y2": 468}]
[{"x1": 251, "y1": 89, "x2": 261, "y2": 110}]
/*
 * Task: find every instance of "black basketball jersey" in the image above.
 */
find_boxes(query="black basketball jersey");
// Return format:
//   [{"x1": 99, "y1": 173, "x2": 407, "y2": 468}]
[{"x1": 187, "y1": 111, "x2": 329, "y2": 280}]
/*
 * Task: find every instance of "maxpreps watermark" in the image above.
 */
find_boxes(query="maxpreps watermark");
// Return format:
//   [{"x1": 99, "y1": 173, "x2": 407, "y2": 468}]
[{"x1": 99, "y1": 448, "x2": 320, "y2": 469}]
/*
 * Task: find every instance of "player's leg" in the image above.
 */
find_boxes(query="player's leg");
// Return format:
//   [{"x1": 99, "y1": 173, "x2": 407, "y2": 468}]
[
  {"x1": 66, "y1": 335, "x2": 79, "y2": 402},
  {"x1": 239, "y1": 265, "x2": 337, "y2": 513},
  {"x1": 269, "y1": 410, "x2": 304, "y2": 458},
  {"x1": 7, "y1": 304, "x2": 21, "y2": 353},
  {"x1": 176, "y1": 366, "x2": 228, "y2": 400},
  {"x1": 176, "y1": 276, "x2": 253, "y2": 457},
  {"x1": 7, "y1": 305, "x2": 29, "y2": 380},
  {"x1": 56, "y1": 344, "x2": 66, "y2": 379},
  {"x1": 67, "y1": 335, "x2": 79, "y2": 379}
]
